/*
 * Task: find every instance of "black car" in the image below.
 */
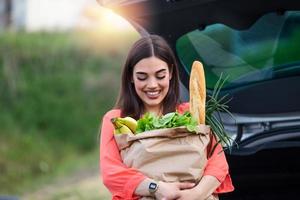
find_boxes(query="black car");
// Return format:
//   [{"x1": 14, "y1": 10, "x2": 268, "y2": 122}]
[{"x1": 98, "y1": 0, "x2": 300, "y2": 199}]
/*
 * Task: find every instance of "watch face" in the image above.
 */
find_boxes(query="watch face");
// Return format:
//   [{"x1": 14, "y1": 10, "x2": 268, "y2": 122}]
[{"x1": 149, "y1": 182, "x2": 157, "y2": 190}]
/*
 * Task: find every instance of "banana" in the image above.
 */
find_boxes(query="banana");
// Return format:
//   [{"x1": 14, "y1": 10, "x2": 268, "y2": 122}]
[
  {"x1": 111, "y1": 117, "x2": 135, "y2": 134},
  {"x1": 117, "y1": 117, "x2": 138, "y2": 133},
  {"x1": 119, "y1": 125, "x2": 133, "y2": 134},
  {"x1": 111, "y1": 118, "x2": 122, "y2": 129},
  {"x1": 114, "y1": 128, "x2": 122, "y2": 134}
]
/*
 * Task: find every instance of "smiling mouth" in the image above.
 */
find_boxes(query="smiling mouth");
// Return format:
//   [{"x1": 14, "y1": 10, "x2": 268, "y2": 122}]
[{"x1": 145, "y1": 91, "x2": 160, "y2": 99}]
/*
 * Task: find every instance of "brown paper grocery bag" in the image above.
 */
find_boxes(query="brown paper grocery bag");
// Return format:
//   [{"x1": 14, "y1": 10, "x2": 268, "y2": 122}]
[{"x1": 114, "y1": 125, "x2": 219, "y2": 200}]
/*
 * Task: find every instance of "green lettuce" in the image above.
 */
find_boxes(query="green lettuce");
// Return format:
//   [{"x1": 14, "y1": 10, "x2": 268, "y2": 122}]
[{"x1": 136, "y1": 111, "x2": 198, "y2": 134}]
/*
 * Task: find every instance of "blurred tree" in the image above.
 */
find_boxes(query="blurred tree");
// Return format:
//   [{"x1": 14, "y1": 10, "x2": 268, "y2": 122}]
[
  {"x1": 0, "y1": 0, "x2": 11, "y2": 29},
  {"x1": 5, "y1": 0, "x2": 12, "y2": 27}
]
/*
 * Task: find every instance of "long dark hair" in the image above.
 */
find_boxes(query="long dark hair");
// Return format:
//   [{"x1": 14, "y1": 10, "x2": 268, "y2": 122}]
[{"x1": 115, "y1": 35, "x2": 180, "y2": 119}]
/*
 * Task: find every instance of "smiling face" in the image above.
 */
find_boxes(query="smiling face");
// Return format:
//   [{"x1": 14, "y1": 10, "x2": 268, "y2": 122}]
[
  {"x1": 132, "y1": 56, "x2": 172, "y2": 114},
  {"x1": 116, "y1": 35, "x2": 180, "y2": 119}
]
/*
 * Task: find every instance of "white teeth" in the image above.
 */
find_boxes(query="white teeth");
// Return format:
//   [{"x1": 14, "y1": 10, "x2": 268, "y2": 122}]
[{"x1": 146, "y1": 91, "x2": 159, "y2": 96}]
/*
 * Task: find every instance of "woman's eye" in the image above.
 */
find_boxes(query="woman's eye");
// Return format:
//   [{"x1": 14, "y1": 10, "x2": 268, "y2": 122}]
[
  {"x1": 137, "y1": 76, "x2": 147, "y2": 81},
  {"x1": 157, "y1": 76, "x2": 166, "y2": 80}
]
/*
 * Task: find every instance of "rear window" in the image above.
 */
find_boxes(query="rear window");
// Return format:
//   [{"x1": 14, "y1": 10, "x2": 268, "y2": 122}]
[{"x1": 176, "y1": 11, "x2": 300, "y2": 90}]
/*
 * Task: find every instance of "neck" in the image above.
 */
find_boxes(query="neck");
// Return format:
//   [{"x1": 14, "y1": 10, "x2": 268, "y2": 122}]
[{"x1": 144, "y1": 105, "x2": 162, "y2": 116}]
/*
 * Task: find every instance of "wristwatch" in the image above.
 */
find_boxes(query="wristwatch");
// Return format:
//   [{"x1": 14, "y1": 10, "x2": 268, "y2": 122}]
[{"x1": 148, "y1": 181, "x2": 159, "y2": 196}]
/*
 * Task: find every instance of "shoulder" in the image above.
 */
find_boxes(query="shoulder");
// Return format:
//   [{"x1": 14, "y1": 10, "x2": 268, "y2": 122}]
[
  {"x1": 103, "y1": 109, "x2": 121, "y2": 119},
  {"x1": 176, "y1": 102, "x2": 189, "y2": 113}
]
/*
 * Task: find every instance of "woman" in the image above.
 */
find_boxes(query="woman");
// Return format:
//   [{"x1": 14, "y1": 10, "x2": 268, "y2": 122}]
[{"x1": 100, "y1": 35, "x2": 234, "y2": 200}]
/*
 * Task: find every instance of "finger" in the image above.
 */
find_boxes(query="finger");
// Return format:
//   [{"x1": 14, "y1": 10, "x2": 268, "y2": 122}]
[
  {"x1": 169, "y1": 191, "x2": 181, "y2": 200},
  {"x1": 175, "y1": 195, "x2": 183, "y2": 200},
  {"x1": 177, "y1": 182, "x2": 196, "y2": 189}
]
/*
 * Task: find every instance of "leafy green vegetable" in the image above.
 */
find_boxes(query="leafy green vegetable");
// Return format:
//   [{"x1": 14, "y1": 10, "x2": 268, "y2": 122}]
[
  {"x1": 135, "y1": 74, "x2": 235, "y2": 154},
  {"x1": 136, "y1": 111, "x2": 198, "y2": 134}
]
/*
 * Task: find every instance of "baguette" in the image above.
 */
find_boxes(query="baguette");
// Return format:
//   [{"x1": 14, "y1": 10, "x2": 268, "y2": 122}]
[{"x1": 189, "y1": 61, "x2": 206, "y2": 124}]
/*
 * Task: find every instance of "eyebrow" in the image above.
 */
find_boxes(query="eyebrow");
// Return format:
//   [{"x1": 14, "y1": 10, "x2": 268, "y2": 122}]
[{"x1": 136, "y1": 69, "x2": 167, "y2": 75}]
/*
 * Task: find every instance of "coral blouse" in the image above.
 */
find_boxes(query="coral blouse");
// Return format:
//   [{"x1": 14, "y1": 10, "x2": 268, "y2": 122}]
[{"x1": 100, "y1": 102, "x2": 234, "y2": 200}]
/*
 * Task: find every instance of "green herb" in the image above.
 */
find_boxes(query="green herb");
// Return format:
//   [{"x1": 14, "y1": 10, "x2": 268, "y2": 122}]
[{"x1": 206, "y1": 73, "x2": 235, "y2": 155}]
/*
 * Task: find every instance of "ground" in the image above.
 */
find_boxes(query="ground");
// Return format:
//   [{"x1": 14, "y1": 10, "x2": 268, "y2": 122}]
[{"x1": 22, "y1": 169, "x2": 111, "y2": 200}]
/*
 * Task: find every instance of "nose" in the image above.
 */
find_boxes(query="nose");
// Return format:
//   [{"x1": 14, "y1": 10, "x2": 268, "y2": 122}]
[{"x1": 147, "y1": 77, "x2": 158, "y2": 88}]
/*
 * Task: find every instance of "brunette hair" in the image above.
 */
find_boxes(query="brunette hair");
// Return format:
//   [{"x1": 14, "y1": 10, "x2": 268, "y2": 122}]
[{"x1": 115, "y1": 35, "x2": 180, "y2": 119}]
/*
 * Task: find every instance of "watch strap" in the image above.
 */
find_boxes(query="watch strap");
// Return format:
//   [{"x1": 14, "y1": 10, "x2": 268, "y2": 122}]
[{"x1": 148, "y1": 181, "x2": 159, "y2": 196}]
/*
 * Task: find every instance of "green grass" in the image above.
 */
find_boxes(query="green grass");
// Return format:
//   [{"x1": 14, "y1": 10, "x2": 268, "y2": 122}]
[
  {"x1": 0, "y1": 30, "x2": 139, "y2": 194},
  {"x1": 22, "y1": 150, "x2": 111, "y2": 200}
]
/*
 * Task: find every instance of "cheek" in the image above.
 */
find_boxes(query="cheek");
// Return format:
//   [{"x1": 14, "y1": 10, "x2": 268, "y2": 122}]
[
  {"x1": 133, "y1": 80, "x2": 144, "y2": 91},
  {"x1": 161, "y1": 78, "x2": 171, "y2": 89}
]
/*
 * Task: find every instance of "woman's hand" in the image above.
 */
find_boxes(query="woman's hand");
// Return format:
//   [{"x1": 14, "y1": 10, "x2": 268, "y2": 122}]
[
  {"x1": 155, "y1": 181, "x2": 195, "y2": 200},
  {"x1": 177, "y1": 175, "x2": 220, "y2": 200},
  {"x1": 177, "y1": 188, "x2": 204, "y2": 200}
]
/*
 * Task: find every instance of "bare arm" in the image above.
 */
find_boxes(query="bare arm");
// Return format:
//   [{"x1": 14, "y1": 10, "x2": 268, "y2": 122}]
[
  {"x1": 100, "y1": 110, "x2": 146, "y2": 198},
  {"x1": 135, "y1": 178, "x2": 195, "y2": 200},
  {"x1": 177, "y1": 175, "x2": 220, "y2": 200}
]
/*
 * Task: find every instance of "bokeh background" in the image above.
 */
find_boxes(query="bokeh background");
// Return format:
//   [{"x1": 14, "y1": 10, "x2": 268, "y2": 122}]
[{"x1": 0, "y1": 0, "x2": 139, "y2": 199}]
